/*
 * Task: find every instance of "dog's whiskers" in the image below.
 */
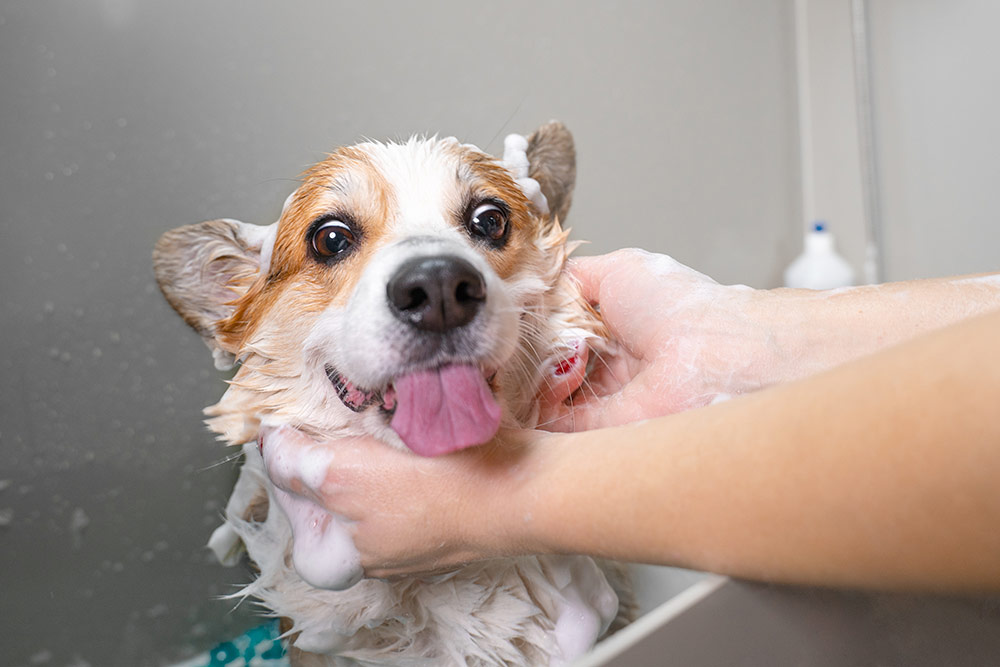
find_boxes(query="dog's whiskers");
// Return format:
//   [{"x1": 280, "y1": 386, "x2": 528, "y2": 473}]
[
  {"x1": 589, "y1": 346, "x2": 627, "y2": 394},
  {"x1": 200, "y1": 448, "x2": 246, "y2": 472}
]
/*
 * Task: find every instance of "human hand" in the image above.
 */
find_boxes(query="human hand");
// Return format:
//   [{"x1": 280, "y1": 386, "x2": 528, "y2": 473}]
[
  {"x1": 261, "y1": 423, "x2": 553, "y2": 579},
  {"x1": 539, "y1": 249, "x2": 782, "y2": 430}
]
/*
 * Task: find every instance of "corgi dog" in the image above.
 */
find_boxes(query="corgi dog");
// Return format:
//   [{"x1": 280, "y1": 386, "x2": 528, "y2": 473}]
[{"x1": 154, "y1": 122, "x2": 634, "y2": 666}]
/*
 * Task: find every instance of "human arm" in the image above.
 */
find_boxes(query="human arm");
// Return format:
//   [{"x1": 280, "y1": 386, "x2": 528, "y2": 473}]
[
  {"x1": 519, "y1": 307, "x2": 1000, "y2": 591},
  {"x1": 541, "y1": 249, "x2": 1000, "y2": 429},
  {"x1": 266, "y1": 308, "x2": 1000, "y2": 590}
]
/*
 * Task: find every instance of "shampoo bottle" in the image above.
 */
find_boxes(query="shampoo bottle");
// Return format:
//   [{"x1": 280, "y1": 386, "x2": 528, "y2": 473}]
[{"x1": 783, "y1": 222, "x2": 855, "y2": 289}]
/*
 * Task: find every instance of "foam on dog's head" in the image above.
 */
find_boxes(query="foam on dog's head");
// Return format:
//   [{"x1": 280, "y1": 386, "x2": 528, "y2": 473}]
[{"x1": 502, "y1": 134, "x2": 549, "y2": 215}]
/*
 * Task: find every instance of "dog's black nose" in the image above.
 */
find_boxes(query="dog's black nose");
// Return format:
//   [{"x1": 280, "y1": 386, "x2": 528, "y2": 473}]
[{"x1": 387, "y1": 255, "x2": 486, "y2": 333}]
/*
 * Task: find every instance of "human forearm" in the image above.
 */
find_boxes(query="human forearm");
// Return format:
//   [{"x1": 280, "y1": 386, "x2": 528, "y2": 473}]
[
  {"x1": 753, "y1": 273, "x2": 1000, "y2": 385},
  {"x1": 512, "y1": 309, "x2": 1000, "y2": 590}
]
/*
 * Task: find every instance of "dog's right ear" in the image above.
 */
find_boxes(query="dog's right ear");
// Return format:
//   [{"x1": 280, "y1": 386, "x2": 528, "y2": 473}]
[
  {"x1": 153, "y1": 219, "x2": 276, "y2": 370},
  {"x1": 526, "y1": 121, "x2": 576, "y2": 224}
]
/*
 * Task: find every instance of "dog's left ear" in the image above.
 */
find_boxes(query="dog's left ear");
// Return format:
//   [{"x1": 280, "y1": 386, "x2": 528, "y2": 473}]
[
  {"x1": 526, "y1": 121, "x2": 576, "y2": 224},
  {"x1": 153, "y1": 218, "x2": 275, "y2": 370}
]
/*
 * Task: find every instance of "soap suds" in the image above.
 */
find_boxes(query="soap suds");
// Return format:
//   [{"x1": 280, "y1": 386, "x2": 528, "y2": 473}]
[
  {"x1": 503, "y1": 134, "x2": 550, "y2": 214},
  {"x1": 261, "y1": 425, "x2": 363, "y2": 591},
  {"x1": 271, "y1": 486, "x2": 362, "y2": 591},
  {"x1": 545, "y1": 556, "x2": 619, "y2": 666}
]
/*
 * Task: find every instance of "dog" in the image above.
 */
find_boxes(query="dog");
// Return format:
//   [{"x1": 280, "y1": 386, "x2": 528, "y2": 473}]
[{"x1": 154, "y1": 121, "x2": 635, "y2": 665}]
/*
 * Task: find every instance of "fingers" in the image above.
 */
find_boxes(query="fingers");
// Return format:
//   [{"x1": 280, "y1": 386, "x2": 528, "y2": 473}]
[
  {"x1": 260, "y1": 424, "x2": 331, "y2": 500},
  {"x1": 261, "y1": 424, "x2": 418, "y2": 515},
  {"x1": 257, "y1": 423, "x2": 497, "y2": 579},
  {"x1": 261, "y1": 424, "x2": 368, "y2": 508},
  {"x1": 536, "y1": 340, "x2": 590, "y2": 408}
]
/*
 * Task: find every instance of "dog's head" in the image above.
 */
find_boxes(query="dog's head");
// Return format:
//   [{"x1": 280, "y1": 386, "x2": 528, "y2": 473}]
[{"x1": 154, "y1": 122, "x2": 600, "y2": 455}]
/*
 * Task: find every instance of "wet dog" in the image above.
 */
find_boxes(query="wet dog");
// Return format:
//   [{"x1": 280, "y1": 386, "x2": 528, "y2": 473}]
[{"x1": 154, "y1": 122, "x2": 634, "y2": 665}]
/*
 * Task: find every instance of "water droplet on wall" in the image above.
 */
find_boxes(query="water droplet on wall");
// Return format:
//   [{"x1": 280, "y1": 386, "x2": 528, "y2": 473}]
[
  {"x1": 69, "y1": 507, "x2": 90, "y2": 550},
  {"x1": 146, "y1": 603, "x2": 169, "y2": 618},
  {"x1": 29, "y1": 648, "x2": 53, "y2": 664}
]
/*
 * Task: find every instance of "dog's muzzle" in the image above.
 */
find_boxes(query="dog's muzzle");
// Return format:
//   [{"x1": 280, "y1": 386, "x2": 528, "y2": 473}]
[{"x1": 324, "y1": 253, "x2": 502, "y2": 457}]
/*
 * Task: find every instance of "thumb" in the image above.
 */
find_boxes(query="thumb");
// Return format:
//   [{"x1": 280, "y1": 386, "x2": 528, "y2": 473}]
[{"x1": 260, "y1": 424, "x2": 334, "y2": 501}]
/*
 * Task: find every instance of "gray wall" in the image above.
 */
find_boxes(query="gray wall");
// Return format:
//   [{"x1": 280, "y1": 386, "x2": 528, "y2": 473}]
[
  {"x1": 0, "y1": 2, "x2": 799, "y2": 665},
  {"x1": 870, "y1": 0, "x2": 1000, "y2": 281}
]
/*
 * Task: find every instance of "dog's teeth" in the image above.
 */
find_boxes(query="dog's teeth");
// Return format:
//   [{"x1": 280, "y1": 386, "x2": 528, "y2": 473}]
[{"x1": 326, "y1": 364, "x2": 379, "y2": 413}]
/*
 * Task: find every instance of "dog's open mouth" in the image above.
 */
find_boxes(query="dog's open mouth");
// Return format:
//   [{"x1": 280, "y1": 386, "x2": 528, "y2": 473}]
[
  {"x1": 325, "y1": 364, "x2": 501, "y2": 457},
  {"x1": 325, "y1": 365, "x2": 395, "y2": 414}
]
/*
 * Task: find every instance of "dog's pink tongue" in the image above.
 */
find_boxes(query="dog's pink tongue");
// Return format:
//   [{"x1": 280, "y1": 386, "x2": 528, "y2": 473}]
[{"x1": 390, "y1": 364, "x2": 501, "y2": 457}]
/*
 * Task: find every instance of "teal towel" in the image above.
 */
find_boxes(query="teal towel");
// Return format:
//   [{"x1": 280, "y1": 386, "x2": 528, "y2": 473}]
[{"x1": 170, "y1": 620, "x2": 288, "y2": 667}]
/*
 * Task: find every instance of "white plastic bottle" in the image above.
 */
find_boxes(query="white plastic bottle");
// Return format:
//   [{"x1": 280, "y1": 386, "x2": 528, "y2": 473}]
[{"x1": 783, "y1": 222, "x2": 855, "y2": 289}]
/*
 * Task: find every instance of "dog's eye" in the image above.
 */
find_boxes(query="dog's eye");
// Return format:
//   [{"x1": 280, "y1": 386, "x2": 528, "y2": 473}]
[
  {"x1": 467, "y1": 202, "x2": 509, "y2": 243},
  {"x1": 311, "y1": 220, "x2": 356, "y2": 259}
]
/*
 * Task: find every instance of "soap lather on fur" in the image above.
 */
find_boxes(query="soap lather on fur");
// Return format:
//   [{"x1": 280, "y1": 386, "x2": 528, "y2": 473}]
[{"x1": 154, "y1": 121, "x2": 636, "y2": 665}]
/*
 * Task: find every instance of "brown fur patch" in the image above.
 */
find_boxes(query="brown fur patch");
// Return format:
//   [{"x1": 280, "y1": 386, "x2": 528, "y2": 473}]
[
  {"x1": 452, "y1": 144, "x2": 547, "y2": 281},
  {"x1": 217, "y1": 148, "x2": 396, "y2": 353}
]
